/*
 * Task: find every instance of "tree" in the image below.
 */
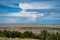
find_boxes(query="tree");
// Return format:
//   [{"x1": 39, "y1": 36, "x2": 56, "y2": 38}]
[
  {"x1": 2, "y1": 30, "x2": 11, "y2": 38},
  {"x1": 23, "y1": 31, "x2": 34, "y2": 38},
  {"x1": 55, "y1": 32, "x2": 60, "y2": 40},
  {"x1": 40, "y1": 30, "x2": 47, "y2": 40},
  {"x1": 13, "y1": 31, "x2": 22, "y2": 38},
  {"x1": 0, "y1": 30, "x2": 5, "y2": 37}
]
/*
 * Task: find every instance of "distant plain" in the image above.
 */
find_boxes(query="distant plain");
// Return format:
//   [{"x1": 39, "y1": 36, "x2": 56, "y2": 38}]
[{"x1": 0, "y1": 24, "x2": 60, "y2": 34}]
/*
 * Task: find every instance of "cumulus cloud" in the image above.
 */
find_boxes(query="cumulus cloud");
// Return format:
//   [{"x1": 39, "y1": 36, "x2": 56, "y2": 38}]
[
  {"x1": 6, "y1": 10, "x2": 44, "y2": 17},
  {"x1": 0, "y1": 1, "x2": 59, "y2": 22},
  {"x1": 19, "y1": 2, "x2": 54, "y2": 9},
  {"x1": 0, "y1": 2, "x2": 45, "y2": 22},
  {"x1": 5, "y1": 10, "x2": 44, "y2": 21}
]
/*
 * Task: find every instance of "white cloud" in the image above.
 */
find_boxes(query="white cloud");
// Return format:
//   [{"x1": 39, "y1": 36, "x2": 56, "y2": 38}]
[
  {"x1": 19, "y1": 2, "x2": 54, "y2": 9},
  {"x1": 5, "y1": 10, "x2": 44, "y2": 21},
  {"x1": 0, "y1": 2, "x2": 45, "y2": 22},
  {"x1": 43, "y1": 12, "x2": 60, "y2": 20},
  {"x1": 5, "y1": 18, "x2": 17, "y2": 23},
  {"x1": 43, "y1": 16, "x2": 60, "y2": 20},
  {"x1": 6, "y1": 10, "x2": 44, "y2": 17}
]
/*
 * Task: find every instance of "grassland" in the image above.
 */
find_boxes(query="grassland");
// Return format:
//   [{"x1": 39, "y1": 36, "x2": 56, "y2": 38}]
[
  {"x1": 0, "y1": 24, "x2": 60, "y2": 34},
  {"x1": 0, "y1": 37, "x2": 38, "y2": 40},
  {"x1": 0, "y1": 24, "x2": 60, "y2": 40}
]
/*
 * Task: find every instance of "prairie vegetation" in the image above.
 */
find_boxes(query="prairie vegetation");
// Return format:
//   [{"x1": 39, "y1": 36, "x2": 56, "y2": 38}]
[
  {"x1": 0, "y1": 37, "x2": 38, "y2": 40},
  {"x1": 0, "y1": 24, "x2": 60, "y2": 34},
  {"x1": 0, "y1": 30, "x2": 60, "y2": 40},
  {"x1": 0, "y1": 24, "x2": 60, "y2": 40}
]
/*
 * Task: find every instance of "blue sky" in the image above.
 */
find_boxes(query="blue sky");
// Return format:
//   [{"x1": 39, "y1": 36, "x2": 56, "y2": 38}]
[{"x1": 0, "y1": 0, "x2": 60, "y2": 24}]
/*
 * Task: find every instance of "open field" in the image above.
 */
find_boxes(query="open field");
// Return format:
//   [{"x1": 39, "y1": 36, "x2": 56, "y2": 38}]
[
  {"x1": 0, "y1": 37, "x2": 38, "y2": 40},
  {"x1": 0, "y1": 24, "x2": 60, "y2": 28},
  {"x1": 0, "y1": 24, "x2": 60, "y2": 40},
  {"x1": 0, "y1": 24, "x2": 60, "y2": 34}
]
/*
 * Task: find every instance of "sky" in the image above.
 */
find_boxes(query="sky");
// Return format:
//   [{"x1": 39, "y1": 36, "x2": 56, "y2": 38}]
[{"x1": 0, "y1": 0, "x2": 60, "y2": 24}]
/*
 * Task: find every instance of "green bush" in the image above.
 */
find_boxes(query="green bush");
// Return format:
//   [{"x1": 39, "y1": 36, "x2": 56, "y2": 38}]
[
  {"x1": 0, "y1": 30, "x2": 60, "y2": 40},
  {"x1": 22, "y1": 31, "x2": 34, "y2": 38}
]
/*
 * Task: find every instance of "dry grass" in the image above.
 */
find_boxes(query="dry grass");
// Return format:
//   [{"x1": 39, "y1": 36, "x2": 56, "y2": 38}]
[
  {"x1": 0, "y1": 37, "x2": 39, "y2": 40},
  {"x1": 0, "y1": 24, "x2": 60, "y2": 34},
  {"x1": 0, "y1": 24, "x2": 60, "y2": 28}
]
